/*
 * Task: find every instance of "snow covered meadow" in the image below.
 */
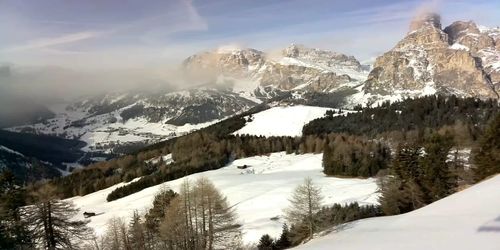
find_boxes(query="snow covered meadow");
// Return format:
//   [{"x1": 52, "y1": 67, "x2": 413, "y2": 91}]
[
  {"x1": 234, "y1": 105, "x2": 345, "y2": 137},
  {"x1": 67, "y1": 152, "x2": 379, "y2": 245}
]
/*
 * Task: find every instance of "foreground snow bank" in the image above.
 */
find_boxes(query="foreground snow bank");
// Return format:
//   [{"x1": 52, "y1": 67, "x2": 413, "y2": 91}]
[
  {"x1": 295, "y1": 175, "x2": 500, "y2": 250},
  {"x1": 68, "y1": 152, "x2": 379, "y2": 245}
]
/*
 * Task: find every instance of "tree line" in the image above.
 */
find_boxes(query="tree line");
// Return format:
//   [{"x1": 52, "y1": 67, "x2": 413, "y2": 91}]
[
  {"x1": 323, "y1": 134, "x2": 390, "y2": 177},
  {"x1": 303, "y1": 95, "x2": 498, "y2": 141}
]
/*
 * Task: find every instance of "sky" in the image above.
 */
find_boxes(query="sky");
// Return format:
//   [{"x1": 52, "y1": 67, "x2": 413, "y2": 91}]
[
  {"x1": 0, "y1": 0, "x2": 499, "y2": 104},
  {"x1": 1, "y1": 0, "x2": 499, "y2": 69}
]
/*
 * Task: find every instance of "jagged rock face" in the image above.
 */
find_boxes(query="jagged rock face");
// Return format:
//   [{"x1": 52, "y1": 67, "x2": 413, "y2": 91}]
[
  {"x1": 182, "y1": 45, "x2": 367, "y2": 94},
  {"x1": 365, "y1": 13, "x2": 499, "y2": 99},
  {"x1": 182, "y1": 48, "x2": 266, "y2": 79},
  {"x1": 445, "y1": 21, "x2": 495, "y2": 52},
  {"x1": 282, "y1": 44, "x2": 363, "y2": 71},
  {"x1": 259, "y1": 63, "x2": 352, "y2": 92}
]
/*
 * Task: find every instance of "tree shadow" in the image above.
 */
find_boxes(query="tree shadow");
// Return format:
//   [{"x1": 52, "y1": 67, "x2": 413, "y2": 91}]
[
  {"x1": 477, "y1": 215, "x2": 500, "y2": 232},
  {"x1": 316, "y1": 221, "x2": 358, "y2": 237}
]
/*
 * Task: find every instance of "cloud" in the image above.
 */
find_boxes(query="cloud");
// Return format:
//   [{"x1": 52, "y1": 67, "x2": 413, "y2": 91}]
[{"x1": 2, "y1": 31, "x2": 100, "y2": 52}]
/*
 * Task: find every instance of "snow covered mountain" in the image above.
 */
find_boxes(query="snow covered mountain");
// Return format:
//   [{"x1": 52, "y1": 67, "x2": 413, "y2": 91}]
[
  {"x1": 8, "y1": 88, "x2": 257, "y2": 154},
  {"x1": 295, "y1": 175, "x2": 500, "y2": 250},
  {"x1": 183, "y1": 44, "x2": 369, "y2": 95},
  {"x1": 364, "y1": 13, "x2": 500, "y2": 99}
]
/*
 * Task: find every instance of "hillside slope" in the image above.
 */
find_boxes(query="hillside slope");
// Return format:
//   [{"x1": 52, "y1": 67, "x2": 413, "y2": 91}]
[
  {"x1": 295, "y1": 175, "x2": 500, "y2": 250},
  {"x1": 233, "y1": 105, "x2": 343, "y2": 137},
  {"x1": 67, "y1": 152, "x2": 379, "y2": 245}
]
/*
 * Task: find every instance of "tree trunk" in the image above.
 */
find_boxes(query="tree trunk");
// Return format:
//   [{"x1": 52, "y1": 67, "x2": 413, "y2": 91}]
[{"x1": 47, "y1": 201, "x2": 56, "y2": 250}]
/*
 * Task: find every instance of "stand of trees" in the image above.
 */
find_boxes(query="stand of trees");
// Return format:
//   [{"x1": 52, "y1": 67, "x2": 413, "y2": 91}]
[
  {"x1": 106, "y1": 134, "x2": 302, "y2": 201},
  {"x1": 472, "y1": 113, "x2": 500, "y2": 181},
  {"x1": 90, "y1": 178, "x2": 241, "y2": 250},
  {"x1": 257, "y1": 225, "x2": 291, "y2": 250},
  {"x1": 159, "y1": 177, "x2": 241, "y2": 250},
  {"x1": 323, "y1": 134, "x2": 390, "y2": 177},
  {"x1": 261, "y1": 201, "x2": 381, "y2": 248},
  {"x1": 303, "y1": 95, "x2": 498, "y2": 142},
  {"x1": 378, "y1": 133, "x2": 459, "y2": 215}
]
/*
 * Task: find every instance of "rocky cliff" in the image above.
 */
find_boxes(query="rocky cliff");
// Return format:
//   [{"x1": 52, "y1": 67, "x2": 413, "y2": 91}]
[
  {"x1": 182, "y1": 44, "x2": 369, "y2": 95},
  {"x1": 364, "y1": 13, "x2": 499, "y2": 99}
]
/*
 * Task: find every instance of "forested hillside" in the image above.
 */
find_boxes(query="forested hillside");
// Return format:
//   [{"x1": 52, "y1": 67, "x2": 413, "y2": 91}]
[
  {"x1": 303, "y1": 95, "x2": 499, "y2": 143},
  {"x1": 40, "y1": 96, "x2": 499, "y2": 201}
]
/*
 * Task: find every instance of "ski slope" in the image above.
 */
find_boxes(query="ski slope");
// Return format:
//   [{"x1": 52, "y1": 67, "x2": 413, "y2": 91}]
[
  {"x1": 67, "y1": 152, "x2": 379, "y2": 245},
  {"x1": 234, "y1": 106, "x2": 346, "y2": 137},
  {"x1": 295, "y1": 175, "x2": 500, "y2": 250}
]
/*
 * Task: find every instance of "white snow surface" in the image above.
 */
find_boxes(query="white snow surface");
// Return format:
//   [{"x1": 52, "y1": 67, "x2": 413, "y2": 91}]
[
  {"x1": 295, "y1": 175, "x2": 500, "y2": 250},
  {"x1": 67, "y1": 152, "x2": 379, "y2": 245},
  {"x1": 450, "y1": 43, "x2": 470, "y2": 51},
  {"x1": 234, "y1": 106, "x2": 347, "y2": 137}
]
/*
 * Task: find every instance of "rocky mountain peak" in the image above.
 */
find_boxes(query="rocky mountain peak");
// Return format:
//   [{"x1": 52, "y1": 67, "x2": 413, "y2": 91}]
[
  {"x1": 281, "y1": 44, "x2": 362, "y2": 70},
  {"x1": 282, "y1": 43, "x2": 302, "y2": 57},
  {"x1": 409, "y1": 12, "x2": 442, "y2": 32},
  {"x1": 444, "y1": 21, "x2": 480, "y2": 41},
  {"x1": 365, "y1": 13, "x2": 499, "y2": 100},
  {"x1": 182, "y1": 44, "x2": 367, "y2": 94},
  {"x1": 444, "y1": 21, "x2": 496, "y2": 53}
]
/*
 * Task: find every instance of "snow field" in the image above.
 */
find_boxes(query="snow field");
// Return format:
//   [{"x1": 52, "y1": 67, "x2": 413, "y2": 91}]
[
  {"x1": 234, "y1": 106, "x2": 347, "y2": 137},
  {"x1": 67, "y1": 152, "x2": 379, "y2": 245},
  {"x1": 295, "y1": 175, "x2": 500, "y2": 250}
]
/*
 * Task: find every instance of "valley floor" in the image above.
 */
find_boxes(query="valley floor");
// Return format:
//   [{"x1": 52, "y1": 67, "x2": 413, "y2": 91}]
[
  {"x1": 295, "y1": 175, "x2": 500, "y2": 250},
  {"x1": 67, "y1": 152, "x2": 379, "y2": 245}
]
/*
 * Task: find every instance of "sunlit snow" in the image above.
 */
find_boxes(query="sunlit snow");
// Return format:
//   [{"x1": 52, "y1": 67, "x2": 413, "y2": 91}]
[{"x1": 67, "y1": 152, "x2": 379, "y2": 245}]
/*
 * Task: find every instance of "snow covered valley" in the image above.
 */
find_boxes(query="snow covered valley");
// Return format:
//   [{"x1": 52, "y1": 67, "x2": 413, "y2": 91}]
[{"x1": 67, "y1": 152, "x2": 379, "y2": 245}]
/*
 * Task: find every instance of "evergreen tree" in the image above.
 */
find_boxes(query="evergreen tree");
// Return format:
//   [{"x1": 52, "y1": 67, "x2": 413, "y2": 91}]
[
  {"x1": 0, "y1": 170, "x2": 33, "y2": 249},
  {"x1": 129, "y1": 210, "x2": 147, "y2": 250},
  {"x1": 24, "y1": 184, "x2": 92, "y2": 249},
  {"x1": 473, "y1": 114, "x2": 500, "y2": 181},
  {"x1": 420, "y1": 133, "x2": 455, "y2": 201},
  {"x1": 257, "y1": 234, "x2": 275, "y2": 250},
  {"x1": 274, "y1": 224, "x2": 292, "y2": 249},
  {"x1": 378, "y1": 176, "x2": 404, "y2": 215},
  {"x1": 144, "y1": 187, "x2": 177, "y2": 233}
]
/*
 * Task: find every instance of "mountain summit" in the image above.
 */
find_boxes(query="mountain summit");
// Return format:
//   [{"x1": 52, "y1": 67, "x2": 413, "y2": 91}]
[
  {"x1": 364, "y1": 13, "x2": 499, "y2": 99},
  {"x1": 182, "y1": 45, "x2": 369, "y2": 95}
]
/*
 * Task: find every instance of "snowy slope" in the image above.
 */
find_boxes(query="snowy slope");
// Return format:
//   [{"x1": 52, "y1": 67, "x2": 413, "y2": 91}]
[
  {"x1": 295, "y1": 175, "x2": 500, "y2": 250},
  {"x1": 234, "y1": 106, "x2": 349, "y2": 137},
  {"x1": 67, "y1": 152, "x2": 379, "y2": 245}
]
